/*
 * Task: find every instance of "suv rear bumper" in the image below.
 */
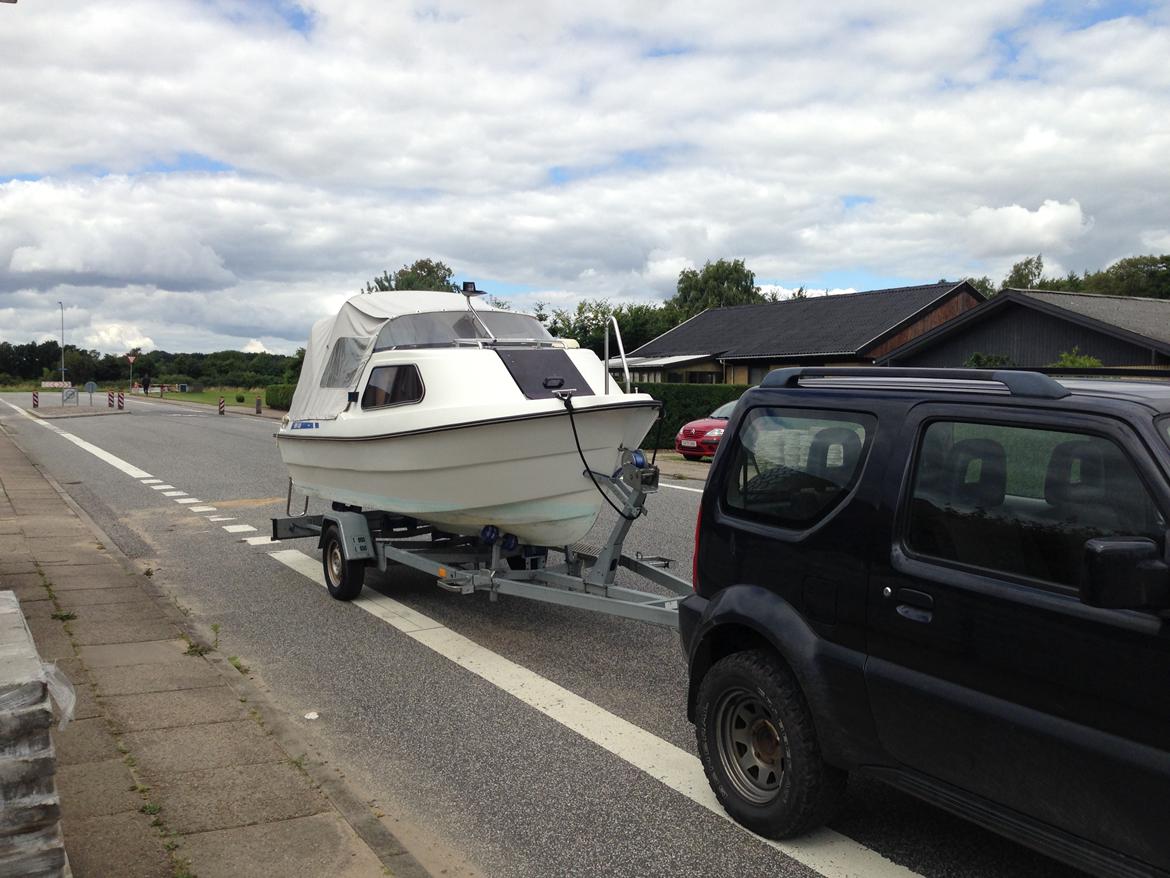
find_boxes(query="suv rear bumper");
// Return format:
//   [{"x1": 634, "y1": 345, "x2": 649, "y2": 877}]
[{"x1": 678, "y1": 593, "x2": 707, "y2": 661}]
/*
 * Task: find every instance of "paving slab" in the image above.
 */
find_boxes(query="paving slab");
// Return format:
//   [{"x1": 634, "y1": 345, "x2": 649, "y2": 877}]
[
  {"x1": 150, "y1": 761, "x2": 329, "y2": 835},
  {"x1": 126, "y1": 720, "x2": 285, "y2": 775},
  {"x1": 64, "y1": 601, "x2": 167, "y2": 623},
  {"x1": 87, "y1": 660, "x2": 223, "y2": 696},
  {"x1": 56, "y1": 585, "x2": 149, "y2": 607},
  {"x1": 53, "y1": 717, "x2": 120, "y2": 766},
  {"x1": 57, "y1": 758, "x2": 142, "y2": 820},
  {"x1": 180, "y1": 812, "x2": 388, "y2": 878},
  {"x1": 102, "y1": 686, "x2": 248, "y2": 732},
  {"x1": 62, "y1": 810, "x2": 172, "y2": 878},
  {"x1": 76, "y1": 639, "x2": 190, "y2": 668},
  {"x1": 69, "y1": 619, "x2": 178, "y2": 646}
]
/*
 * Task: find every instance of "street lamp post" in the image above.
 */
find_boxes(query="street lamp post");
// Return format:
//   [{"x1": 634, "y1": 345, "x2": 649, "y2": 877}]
[{"x1": 58, "y1": 301, "x2": 65, "y2": 404}]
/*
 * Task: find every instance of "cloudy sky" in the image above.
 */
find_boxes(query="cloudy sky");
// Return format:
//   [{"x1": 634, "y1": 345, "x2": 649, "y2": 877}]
[{"x1": 2, "y1": 0, "x2": 1168, "y2": 354}]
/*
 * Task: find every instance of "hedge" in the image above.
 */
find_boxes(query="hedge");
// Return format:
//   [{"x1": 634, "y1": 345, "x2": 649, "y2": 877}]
[
  {"x1": 642, "y1": 383, "x2": 751, "y2": 448},
  {"x1": 265, "y1": 383, "x2": 296, "y2": 410}
]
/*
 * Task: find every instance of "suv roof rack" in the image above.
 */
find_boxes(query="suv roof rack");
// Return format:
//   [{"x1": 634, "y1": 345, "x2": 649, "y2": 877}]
[{"x1": 761, "y1": 367, "x2": 1070, "y2": 400}]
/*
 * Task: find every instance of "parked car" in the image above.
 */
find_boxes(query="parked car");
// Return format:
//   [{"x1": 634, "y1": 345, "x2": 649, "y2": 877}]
[
  {"x1": 683, "y1": 366, "x2": 1170, "y2": 877},
  {"x1": 675, "y1": 400, "x2": 737, "y2": 460}
]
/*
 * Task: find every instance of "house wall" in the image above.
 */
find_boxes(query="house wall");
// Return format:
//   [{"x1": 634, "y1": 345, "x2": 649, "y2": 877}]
[
  {"x1": 887, "y1": 303, "x2": 1167, "y2": 367},
  {"x1": 865, "y1": 290, "x2": 982, "y2": 360}
]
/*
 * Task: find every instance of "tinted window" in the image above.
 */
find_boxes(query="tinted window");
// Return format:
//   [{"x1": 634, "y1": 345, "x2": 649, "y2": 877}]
[
  {"x1": 906, "y1": 421, "x2": 1166, "y2": 587},
  {"x1": 724, "y1": 409, "x2": 873, "y2": 529},
  {"x1": 361, "y1": 365, "x2": 423, "y2": 409}
]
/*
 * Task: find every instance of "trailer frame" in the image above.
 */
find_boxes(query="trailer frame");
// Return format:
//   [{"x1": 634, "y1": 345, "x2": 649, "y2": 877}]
[{"x1": 271, "y1": 451, "x2": 693, "y2": 628}]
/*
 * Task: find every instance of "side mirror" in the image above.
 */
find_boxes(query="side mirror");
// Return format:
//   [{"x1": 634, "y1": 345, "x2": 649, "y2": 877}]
[{"x1": 1080, "y1": 538, "x2": 1170, "y2": 611}]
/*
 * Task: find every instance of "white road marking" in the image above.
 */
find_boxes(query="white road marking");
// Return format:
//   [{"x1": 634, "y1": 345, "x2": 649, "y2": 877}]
[
  {"x1": 222, "y1": 524, "x2": 257, "y2": 533},
  {"x1": 268, "y1": 547, "x2": 919, "y2": 878},
  {"x1": 151, "y1": 484, "x2": 176, "y2": 491},
  {"x1": 189, "y1": 506, "x2": 217, "y2": 513},
  {"x1": 174, "y1": 498, "x2": 201, "y2": 505},
  {"x1": 162, "y1": 490, "x2": 187, "y2": 497},
  {"x1": 660, "y1": 482, "x2": 703, "y2": 494},
  {"x1": 1, "y1": 401, "x2": 153, "y2": 478},
  {"x1": 208, "y1": 516, "x2": 236, "y2": 522},
  {"x1": 141, "y1": 478, "x2": 163, "y2": 485},
  {"x1": 243, "y1": 536, "x2": 277, "y2": 546}
]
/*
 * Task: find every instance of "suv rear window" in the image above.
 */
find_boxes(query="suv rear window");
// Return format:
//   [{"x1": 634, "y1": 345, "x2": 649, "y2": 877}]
[
  {"x1": 723, "y1": 409, "x2": 873, "y2": 529},
  {"x1": 906, "y1": 421, "x2": 1166, "y2": 587}
]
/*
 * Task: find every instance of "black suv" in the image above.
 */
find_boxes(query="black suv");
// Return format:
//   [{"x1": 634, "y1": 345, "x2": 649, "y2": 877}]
[{"x1": 682, "y1": 367, "x2": 1170, "y2": 878}]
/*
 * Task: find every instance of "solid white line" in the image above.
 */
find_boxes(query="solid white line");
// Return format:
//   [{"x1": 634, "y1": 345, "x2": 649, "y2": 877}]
[
  {"x1": 208, "y1": 516, "x2": 235, "y2": 522},
  {"x1": 174, "y1": 498, "x2": 201, "y2": 505},
  {"x1": 1, "y1": 401, "x2": 153, "y2": 479},
  {"x1": 189, "y1": 506, "x2": 217, "y2": 513},
  {"x1": 660, "y1": 482, "x2": 703, "y2": 494},
  {"x1": 162, "y1": 490, "x2": 187, "y2": 497},
  {"x1": 222, "y1": 524, "x2": 256, "y2": 533},
  {"x1": 268, "y1": 547, "x2": 919, "y2": 878}
]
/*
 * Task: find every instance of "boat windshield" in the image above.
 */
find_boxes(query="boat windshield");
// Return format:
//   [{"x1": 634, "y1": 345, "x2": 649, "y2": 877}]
[{"x1": 373, "y1": 310, "x2": 553, "y2": 351}]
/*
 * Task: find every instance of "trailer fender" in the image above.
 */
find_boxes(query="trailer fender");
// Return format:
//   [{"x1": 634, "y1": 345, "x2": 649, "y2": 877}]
[{"x1": 318, "y1": 511, "x2": 376, "y2": 562}]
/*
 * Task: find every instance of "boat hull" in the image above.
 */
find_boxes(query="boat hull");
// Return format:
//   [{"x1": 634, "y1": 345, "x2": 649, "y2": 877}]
[{"x1": 277, "y1": 401, "x2": 660, "y2": 547}]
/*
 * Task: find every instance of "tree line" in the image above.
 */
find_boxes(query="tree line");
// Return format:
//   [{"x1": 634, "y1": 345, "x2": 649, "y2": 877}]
[{"x1": 0, "y1": 341, "x2": 303, "y2": 388}]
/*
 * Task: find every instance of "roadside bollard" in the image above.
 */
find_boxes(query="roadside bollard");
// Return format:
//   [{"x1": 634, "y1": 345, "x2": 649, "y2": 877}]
[
  {"x1": 255, "y1": 396, "x2": 261, "y2": 415},
  {"x1": 117, "y1": 392, "x2": 125, "y2": 410},
  {"x1": 32, "y1": 391, "x2": 38, "y2": 408},
  {"x1": 218, "y1": 397, "x2": 225, "y2": 416},
  {"x1": 107, "y1": 391, "x2": 114, "y2": 408}
]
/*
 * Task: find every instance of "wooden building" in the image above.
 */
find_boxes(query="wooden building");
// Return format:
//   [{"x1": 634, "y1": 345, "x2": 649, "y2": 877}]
[
  {"x1": 879, "y1": 289, "x2": 1170, "y2": 368},
  {"x1": 622, "y1": 281, "x2": 983, "y2": 384}
]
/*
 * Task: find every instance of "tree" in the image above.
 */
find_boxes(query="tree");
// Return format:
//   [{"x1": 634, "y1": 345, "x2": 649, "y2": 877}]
[
  {"x1": 666, "y1": 258, "x2": 763, "y2": 319},
  {"x1": 1002, "y1": 254, "x2": 1045, "y2": 290},
  {"x1": 362, "y1": 258, "x2": 459, "y2": 294}
]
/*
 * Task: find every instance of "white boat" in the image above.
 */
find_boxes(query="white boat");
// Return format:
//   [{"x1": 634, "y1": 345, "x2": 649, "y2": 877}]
[{"x1": 276, "y1": 288, "x2": 662, "y2": 547}]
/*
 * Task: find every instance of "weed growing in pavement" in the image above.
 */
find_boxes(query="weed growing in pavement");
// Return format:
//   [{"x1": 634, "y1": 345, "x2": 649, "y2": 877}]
[
  {"x1": 51, "y1": 611, "x2": 77, "y2": 621},
  {"x1": 228, "y1": 656, "x2": 249, "y2": 675}
]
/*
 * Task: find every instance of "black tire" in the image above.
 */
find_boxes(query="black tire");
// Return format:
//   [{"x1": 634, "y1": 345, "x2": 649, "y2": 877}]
[
  {"x1": 321, "y1": 524, "x2": 365, "y2": 601},
  {"x1": 695, "y1": 650, "x2": 846, "y2": 838}
]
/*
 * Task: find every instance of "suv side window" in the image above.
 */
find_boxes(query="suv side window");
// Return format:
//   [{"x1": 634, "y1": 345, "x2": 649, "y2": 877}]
[
  {"x1": 906, "y1": 421, "x2": 1167, "y2": 587},
  {"x1": 724, "y1": 408, "x2": 874, "y2": 529}
]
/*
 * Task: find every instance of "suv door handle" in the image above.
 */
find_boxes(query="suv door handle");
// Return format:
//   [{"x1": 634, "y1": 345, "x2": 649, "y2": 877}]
[{"x1": 893, "y1": 588, "x2": 933, "y2": 623}]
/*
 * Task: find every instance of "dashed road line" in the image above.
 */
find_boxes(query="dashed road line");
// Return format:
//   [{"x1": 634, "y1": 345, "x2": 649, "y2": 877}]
[{"x1": 268, "y1": 547, "x2": 920, "y2": 878}]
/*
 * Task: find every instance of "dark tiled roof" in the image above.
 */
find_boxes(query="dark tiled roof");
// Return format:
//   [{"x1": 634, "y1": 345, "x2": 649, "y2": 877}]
[
  {"x1": 631, "y1": 282, "x2": 964, "y2": 359},
  {"x1": 1012, "y1": 289, "x2": 1170, "y2": 347}
]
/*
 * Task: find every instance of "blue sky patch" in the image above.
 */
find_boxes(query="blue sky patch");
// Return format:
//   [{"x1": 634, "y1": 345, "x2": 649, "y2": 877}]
[{"x1": 143, "y1": 152, "x2": 235, "y2": 174}]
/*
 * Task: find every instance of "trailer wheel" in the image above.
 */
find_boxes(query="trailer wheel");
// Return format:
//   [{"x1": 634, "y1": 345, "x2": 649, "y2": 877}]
[
  {"x1": 695, "y1": 650, "x2": 845, "y2": 838},
  {"x1": 321, "y1": 524, "x2": 365, "y2": 600}
]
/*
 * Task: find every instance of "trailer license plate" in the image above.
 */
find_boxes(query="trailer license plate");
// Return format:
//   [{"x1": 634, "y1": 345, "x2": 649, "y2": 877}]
[{"x1": 681, "y1": 439, "x2": 697, "y2": 447}]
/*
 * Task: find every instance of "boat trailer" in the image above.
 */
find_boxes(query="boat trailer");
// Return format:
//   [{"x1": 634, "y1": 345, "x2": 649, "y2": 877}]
[{"x1": 270, "y1": 450, "x2": 693, "y2": 627}]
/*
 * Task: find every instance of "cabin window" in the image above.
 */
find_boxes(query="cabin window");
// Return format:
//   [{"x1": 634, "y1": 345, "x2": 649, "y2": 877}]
[
  {"x1": 361, "y1": 365, "x2": 424, "y2": 409},
  {"x1": 320, "y1": 336, "x2": 374, "y2": 388}
]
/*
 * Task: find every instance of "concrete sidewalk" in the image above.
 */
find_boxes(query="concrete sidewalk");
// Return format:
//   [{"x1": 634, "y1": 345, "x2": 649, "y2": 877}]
[{"x1": 0, "y1": 424, "x2": 426, "y2": 877}]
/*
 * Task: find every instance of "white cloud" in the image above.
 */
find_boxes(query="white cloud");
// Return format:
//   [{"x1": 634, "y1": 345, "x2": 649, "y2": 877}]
[{"x1": 0, "y1": 1, "x2": 1167, "y2": 352}]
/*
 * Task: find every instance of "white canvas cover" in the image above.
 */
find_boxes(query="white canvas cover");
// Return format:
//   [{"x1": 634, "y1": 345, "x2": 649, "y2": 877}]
[{"x1": 287, "y1": 290, "x2": 503, "y2": 422}]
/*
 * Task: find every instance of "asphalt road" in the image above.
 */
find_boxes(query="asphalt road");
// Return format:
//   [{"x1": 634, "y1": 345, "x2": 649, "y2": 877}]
[{"x1": 0, "y1": 392, "x2": 1082, "y2": 878}]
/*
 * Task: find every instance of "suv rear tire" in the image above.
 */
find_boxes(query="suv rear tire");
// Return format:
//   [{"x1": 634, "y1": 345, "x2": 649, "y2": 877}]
[{"x1": 695, "y1": 649, "x2": 846, "y2": 838}]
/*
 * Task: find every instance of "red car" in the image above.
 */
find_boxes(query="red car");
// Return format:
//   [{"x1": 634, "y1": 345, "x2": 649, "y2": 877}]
[{"x1": 675, "y1": 400, "x2": 737, "y2": 461}]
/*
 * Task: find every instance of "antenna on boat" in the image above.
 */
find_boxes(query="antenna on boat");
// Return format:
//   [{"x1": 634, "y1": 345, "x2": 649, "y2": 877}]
[{"x1": 461, "y1": 281, "x2": 496, "y2": 340}]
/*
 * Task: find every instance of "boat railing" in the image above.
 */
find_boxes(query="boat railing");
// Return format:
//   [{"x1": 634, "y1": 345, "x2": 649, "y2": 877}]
[{"x1": 603, "y1": 316, "x2": 631, "y2": 394}]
